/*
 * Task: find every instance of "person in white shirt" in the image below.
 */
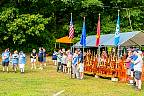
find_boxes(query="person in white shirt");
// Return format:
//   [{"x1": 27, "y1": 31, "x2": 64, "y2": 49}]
[
  {"x1": 62, "y1": 52, "x2": 67, "y2": 73},
  {"x1": 132, "y1": 50, "x2": 143, "y2": 91}
]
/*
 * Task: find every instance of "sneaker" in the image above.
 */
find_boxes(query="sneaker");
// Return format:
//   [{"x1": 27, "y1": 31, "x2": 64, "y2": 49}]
[
  {"x1": 39, "y1": 67, "x2": 43, "y2": 70},
  {"x1": 135, "y1": 88, "x2": 141, "y2": 91},
  {"x1": 128, "y1": 83, "x2": 133, "y2": 85}
]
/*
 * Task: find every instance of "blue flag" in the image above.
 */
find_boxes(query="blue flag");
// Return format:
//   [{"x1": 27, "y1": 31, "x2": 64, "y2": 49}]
[
  {"x1": 80, "y1": 18, "x2": 86, "y2": 47},
  {"x1": 114, "y1": 11, "x2": 120, "y2": 46}
]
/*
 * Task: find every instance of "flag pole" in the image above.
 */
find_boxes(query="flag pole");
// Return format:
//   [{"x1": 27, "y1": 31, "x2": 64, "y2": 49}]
[
  {"x1": 97, "y1": 13, "x2": 101, "y2": 66},
  {"x1": 83, "y1": 17, "x2": 86, "y2": 69},
  {"x1": 70, "y1": 12, "x2": 73, "y2": 79},
  {"x1": 117, "y1": 10, "x2": 120, "y2": 58},
  {"x1": 80, "y1": 16, "x2": 86, "y2": 79}
]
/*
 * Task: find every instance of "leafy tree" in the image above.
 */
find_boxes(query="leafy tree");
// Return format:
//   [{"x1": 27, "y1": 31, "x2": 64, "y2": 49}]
[{"x1": 1, "y1": 0, "x2": 144, "y2": 53}]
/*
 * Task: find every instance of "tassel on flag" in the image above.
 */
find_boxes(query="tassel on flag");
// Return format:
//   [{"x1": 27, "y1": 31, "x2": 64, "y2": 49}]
[
  {"x1": 96, "y1": 14, "x2": 100, "y2": 47},
  {"x1": 114, "y1": 10, "x2": 120, "y2": 46},
  {"x1": 69, "y1": 13, "x2": 74, "y2": 39}
]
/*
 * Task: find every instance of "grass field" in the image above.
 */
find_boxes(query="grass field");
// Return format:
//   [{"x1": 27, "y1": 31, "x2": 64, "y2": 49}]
[{"x1": 0, "y1": 57, "x2": 143, "y2": 96}]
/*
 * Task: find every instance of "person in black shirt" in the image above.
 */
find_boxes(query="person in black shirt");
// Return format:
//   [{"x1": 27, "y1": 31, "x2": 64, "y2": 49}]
[{"x1": 30, "y1": 49, "x2": 37, "y2": 69}]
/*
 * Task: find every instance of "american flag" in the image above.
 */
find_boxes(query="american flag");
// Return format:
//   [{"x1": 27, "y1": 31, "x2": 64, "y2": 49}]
[{"x1": 69, "y1": 13, "x2": 74, "y2": 38}]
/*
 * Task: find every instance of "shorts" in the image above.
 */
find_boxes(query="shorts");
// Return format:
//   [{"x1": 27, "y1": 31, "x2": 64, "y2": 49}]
[
  {"x1": 13, "y1": 63, "x2": 18, "y2": 66},
  {"x1": 126, "y1": 68, "x2": 131, "y2": 76},
  {"x1": 134, "y1": 71, "x2": 142, "y2": 80},
  {"x1": 62, "y1": 63, "x2": 67, "y2": 66},
  {"x1": 52, "y1": 56, "x2": 57, "y2": 60},
  {"x1": 130, "y1": 71, "x2": 134, "y2": 77},
  {"x1": 79, "y1": 63, "x2": 84, "y2": 72},
  {"x1": 67, "y1": 61, "x2": 71, "y2": 68},
  {"x1": 38, "y1": 57, "x2": 43, "y2": 62},
  {"x1": 131, "y1": 68, "x2": 134, "y2": 71},
  {"x1": 31, "y1": 58, "x2": 36, "y2": 63},
  {"x1": 43, "y1": 57, "x2": 46, "y2": 62},
  {"x1": 19, "y1": 64, "x2": 25, "y2": 68},
  {"x1": 2, "y1": 61, "x2": 9, "y2": 66}
]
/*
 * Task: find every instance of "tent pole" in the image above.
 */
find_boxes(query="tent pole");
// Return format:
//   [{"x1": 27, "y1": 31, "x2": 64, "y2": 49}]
[
  {"x1": 73, "y1": 44, "x2": 75, "y2": 53},
  {"x1": 59, "y1": 43, "x2": 60, "y2": 48},
  {"x1": 55, "y1": 43, "x2": 56, "y2": 49}
]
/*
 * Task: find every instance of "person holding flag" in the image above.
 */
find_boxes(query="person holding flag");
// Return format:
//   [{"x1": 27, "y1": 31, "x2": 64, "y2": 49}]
[{"x1": 72, "y1": 49, "x2": 79, "y2": 79}]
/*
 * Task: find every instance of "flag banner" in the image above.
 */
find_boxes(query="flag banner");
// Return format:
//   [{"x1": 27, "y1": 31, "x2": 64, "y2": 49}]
[
  {"x1": 69, "y1": 13, "x2": 74, "y2": 38},
  {"x1": 114, "y1": 10, "x2": 120, "y2": 46},
  {"x1": 80, "y1": 17, "x2": 86, "y2": 47},
  {"x1": 96, "y1": 14, "x2": 100, "y2": 47}
]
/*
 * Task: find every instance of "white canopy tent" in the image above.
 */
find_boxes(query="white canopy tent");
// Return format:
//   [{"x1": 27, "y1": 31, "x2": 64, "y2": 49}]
[{"x1": 73, "y1": 31, "x2": 144, "y2": 48}]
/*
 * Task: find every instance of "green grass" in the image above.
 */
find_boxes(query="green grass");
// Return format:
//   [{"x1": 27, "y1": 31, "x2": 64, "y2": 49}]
[{"x1": 0, "y1": 57, "x2": 143, "y2": 96}]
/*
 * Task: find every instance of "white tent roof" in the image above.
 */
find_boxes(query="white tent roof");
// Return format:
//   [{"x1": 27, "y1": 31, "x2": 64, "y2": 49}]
[{"x1": 73, "y1": 31, "x2": 144, "y2": 48}]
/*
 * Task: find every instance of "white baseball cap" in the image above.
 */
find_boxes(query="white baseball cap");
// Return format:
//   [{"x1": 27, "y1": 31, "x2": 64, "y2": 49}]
[{"x1": 138, "y1": 51, "x2": 142, "y2": 55}]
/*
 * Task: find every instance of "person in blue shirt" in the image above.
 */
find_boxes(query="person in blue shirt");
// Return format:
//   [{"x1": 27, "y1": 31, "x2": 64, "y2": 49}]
[
  {"x1": 43, "y1": 48, "x2": 47, "y2": 66},
  {"x1": 12, "y1": 50, "x2": 19, "y2": 72},
  {"x1": 52, "y1": 51, "x2": 57, "y2": 66},
  {"x1": 19, "y1": 51, "x2": 26, "y2": 73},
  {"x1": 2, "y1": 49, "x2": 10, "y2": 72},
  {"x1": 72, "y1": 49, "x2": 79, "y2": 79},
  {"x1": 129, "y1": 50, "x2": 138, "y2": 85},
  {"x1": 38, "y1": 47, "x2": 43, "y2": 70}
]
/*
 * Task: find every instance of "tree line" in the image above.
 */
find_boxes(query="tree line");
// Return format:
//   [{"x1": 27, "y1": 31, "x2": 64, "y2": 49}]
[{"x1": 0, "y1": 0, "x2": 144, "y2": 53}]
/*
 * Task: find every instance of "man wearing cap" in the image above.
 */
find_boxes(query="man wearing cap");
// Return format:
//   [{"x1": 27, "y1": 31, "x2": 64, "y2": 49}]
[{"x1": 132, "y1": 50, "x2": 143, "y2": 91}]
